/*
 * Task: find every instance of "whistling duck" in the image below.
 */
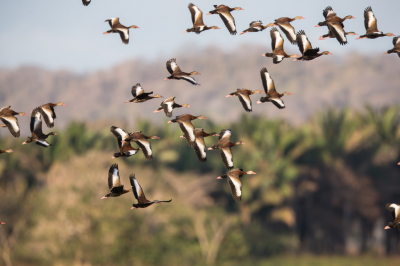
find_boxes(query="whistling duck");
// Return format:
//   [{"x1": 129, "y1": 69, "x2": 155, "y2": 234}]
[
  {"x1": 22, "y1": 107, "x2": 57, "y2": 147},
  {"x1": 101, "y1": 164, "x2": 131, "y2": 199},
  {"x1": 124, "y1": 83, "x2": 163, "y2": 103},
  {"x1": 164, "y1": 58, "x2": 201, "y2": 85},
  {"x1": 110, "y1": 126, "x2": 140, "y2": 158},
  {"x1": 36, "y1": 102, "x2": 65, "y2": 128},
  {"x1": 384, "y1": 36, "x2": 400, "y2": 57},
  {"x1": 184, "y1": 3, "x2": 220, "y2": 34},
  {"x1": 103, "y1": 18, "x2": 139, "y2": 44},
  {"x1": 208, "y1": 129, "x2": 244, "y2": 170},
  {"x1": 294, "y1": 30, "x2": 331, "y2": 61},
  {"x1": 154, "y1": 97, "x2": 191, "y2": 117},
  {"x1": 123, "y1": 131, "x2": 160, "y2": 161},
  {"x1": 82, "y1": 0, "x2": 90, "y2": 6},
  {"x1": 240, "y1": 21, "x2": 275, "y2": 35},
  {"x1": 357, "y1": 7, "x2": 394, "y2": 40},
  {"x1": 385, "y1": 203, "x2": 400, "y2": 230},
  {"x1": 207, "y1": 4, "x2": 244, "y2": 35},
  {"x1": 262, "y1": 27, "x2": 300, "y2": 64},
  {"x1": 256, "y1": 68, "x2": 292, "y2": 109},
  {"x1": 217, "y1": 168, "x2": 256, "y2": 202},
  {"x1": 0, "y1": 149, "x2": 13, "y2": 155},
  {"x1": 130, "y1": 174, "x2": 172, "y2": 209},
  {"x1": 315, "y1": 7, "x2": 355, "y2": 45},
  {"x1": 0, "y1": 106, "x2": 27, "y2": 138},
  {"x1": 274, "y1": 16, "x2": 304, "y2": 44},
  {"x1": 315, "y1": 6, "x2": 355, "y2": 27},
  {"x1": 319, "y1": 30, "x2": 358, "y2": 40},
  {"x1": 168, "y1": 114, "x2": 207, "y2": 147},
  {"x1": 179, "y1": 128, "x2": 219, "y2": 162},
  {"x1": 226, "y1": 89, "x2": 264, "y2": 112}
]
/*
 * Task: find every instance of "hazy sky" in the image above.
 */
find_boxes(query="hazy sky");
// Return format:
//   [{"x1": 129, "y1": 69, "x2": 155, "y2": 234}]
[{"x1": 0, "y1": 0, "x2": 398, "y2": 72}]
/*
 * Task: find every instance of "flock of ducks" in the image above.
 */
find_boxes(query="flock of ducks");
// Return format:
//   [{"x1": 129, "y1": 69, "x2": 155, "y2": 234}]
[{"x1": 1, "y1": 3, "x2": 399, "y2": 228}]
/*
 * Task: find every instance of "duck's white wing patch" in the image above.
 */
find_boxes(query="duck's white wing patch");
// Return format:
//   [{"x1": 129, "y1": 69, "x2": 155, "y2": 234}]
[
  {"x1": 180, "y1": 75, "x2": 199, "y2": 85},
  {"x1": 194, "y1": 137, "x2": 207, "y2": 162},
  {"x1": 116, "y1": 28, "x2": 129, "y2": 44},
  {"x1": 39, "y1": 107, "x2": 55, "y2": 128},
  {"x1": 218, "y1": 12, "x2": 237, "y2": 35},
  {"x1": 366, "y1": 10, "x2": 377, "y2": 29},
  {"x1": 278, "y1": 23, "x2": 296, "y2": 44},
  {"x1": 228, "y1": 176, "x2": 242, "y2": 202},
  {"x1": 179, "y1": 121, "x2": 196, "y2": 146},
  {"x1": 1, "y1": 117, "x2": 20, "y2": 137},
  {"x1": 270, "y1": 98, "x2": 285, "y2": 109},
  {"x1": 219, "y1": 129, "x2": 231, "y2": 141},
  {"x1": 220, "y1": 147, "x2": 234, "y2": 170},
  {"x1": 390, "y1": 203, "x2": 400, "y2": 218},
  {"x1": 135, "y1": 139, "x2": 153, "y2": 160},
  {"x1": 36, "y1": 140, "x2": 51, "y2": 147},
  {"x1": 237, "y1": 93, "x2": 252, "y2": 112},
  {"x1": 260, "y1": 68, "x2": 276, "y2": 93}
]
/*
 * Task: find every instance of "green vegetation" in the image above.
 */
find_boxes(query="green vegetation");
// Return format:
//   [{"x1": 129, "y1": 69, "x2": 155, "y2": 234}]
[{"x1": 0, "y1": 106, "x2": 400, "y2": 266}]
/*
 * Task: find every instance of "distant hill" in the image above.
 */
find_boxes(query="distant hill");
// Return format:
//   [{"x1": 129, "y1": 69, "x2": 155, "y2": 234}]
[{"x1": 0, "y1": 44, "x2": 398, "y2": 136}]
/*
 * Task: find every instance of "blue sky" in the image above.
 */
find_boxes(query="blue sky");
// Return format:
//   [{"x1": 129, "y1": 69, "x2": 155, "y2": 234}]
[{"x1": 0, "y1": 0, "x2": 398, "y2": 72}]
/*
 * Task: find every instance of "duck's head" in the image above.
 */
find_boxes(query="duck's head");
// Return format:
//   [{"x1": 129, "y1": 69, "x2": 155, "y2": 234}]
[
  {"x1": 321, "y1": 51, "x2": 332, "y2": 55},
  {"x1": 210, "y1": 26, "x2": 220, "y2": 30},
  {"x1": 130, "y1": 25, "x2": 139, "y2": 29},
  {"x1": 294, "y1": 16, "x2": 305, "y2": 20},
  {"x1": 190, "y1": 71, "x2": 201, "y2": 75},
  {"x1": 196, "y1": 115, "x2": 207, "y2": 120}
]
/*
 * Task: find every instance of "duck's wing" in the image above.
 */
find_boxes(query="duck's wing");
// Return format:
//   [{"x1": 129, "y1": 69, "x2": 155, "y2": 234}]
[
  {"x1": 188, "y1": 3, "x2": 204, "y2": 27},
  {"x1": 270, "y1": 97, "x2": 286, "y2": 109},
  {"x1": 35, "y1": 139, "x2": 52, "y2": 147},
  {"x1": 162, "y1": 101, "x2": 174, "y2": 117},
  {"x1": 120, "y1": 142, "x2": 140, "y2": 157},
  {"x1": 82, "y1": 0, "x2": 91, "y2": 6},
  {"x1": 166, "y1": 58, "x2": 181, "y2": 74},
  {"x1": 327, "y1": 22, "x2": 347, "y2": 45},
  {"x1": 193, "y1": 136, "x2": 207, "y2": 162},
  {"x1": 134, "y1": 139, "x2": 153, "y2": 160},
  {"x1": 227, "y1": 175, "x2": 242, "y2": 202},
  {"x1": 260, "y1": 67, "x2": 276, "y2": 93},
  {"x1": 270, "y1": 27, "x2": 284, "y2": 51},
  {"x1": 131, "y1": 83, "x2": 144, "y2": 97},
  {"x1": 393, "y1": 36, "x2": 400, "y2": 47},
  {"x1": 38, "y1": 106, "x2": 56, "y2": 128},
  {"x1": 0, "y1": 116, "x2": 20, "y2": 137},
  {"x1": 105, "y1": 18, "x2": 119, "y2": 28},
  {"x1": 364, "y1": 6, "x2": 378, "y2": 31},
  {"x1": 277, "y1": 22, "x2": 297, "y2": 44},
  {"x1": 296, "y1": 30, "x2": 312, "y2": 55},
  {"x1": 248, "y1": 20, "x2": 263, "y2": 30},
  {"x1": 220, "y1": 147, "x2": 234, "y2": 170},
  {"x1": 30, "y1": 108, "x2": 43, "y2": 135},
  {"x1": 179, "y1": 121, "x2": 196, "y2": 146},
  {"x1": 108, "y1": 163, "x2": 121, "y2": 189},
  {"x1": 219, "y1": 129, "x2": 232, "y2": 141},
  {"x1": 129, "y1": 174, "x2": 150, "y2": 204},
  {"x1": 110, "y1": 126, "x2": 130, "y2": 148},
  {"x1": 323, "y1": 6, "x2": 336, "y2": 19},
  {"x1": 176, "y1": 74, "x2": 200, "y2": 85},
  {"x1": 116, "y1": 28, "x2": 129, "y2": 44},
  {"x1": 386, "y1": 203, "x2": 400, "y2": 220},
  {"x1": 237, "y1": 93, "x2": 252, "y2": 112},
  {"x1": 218, "y1": 11, "x2": 237, "y2": 35}
]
